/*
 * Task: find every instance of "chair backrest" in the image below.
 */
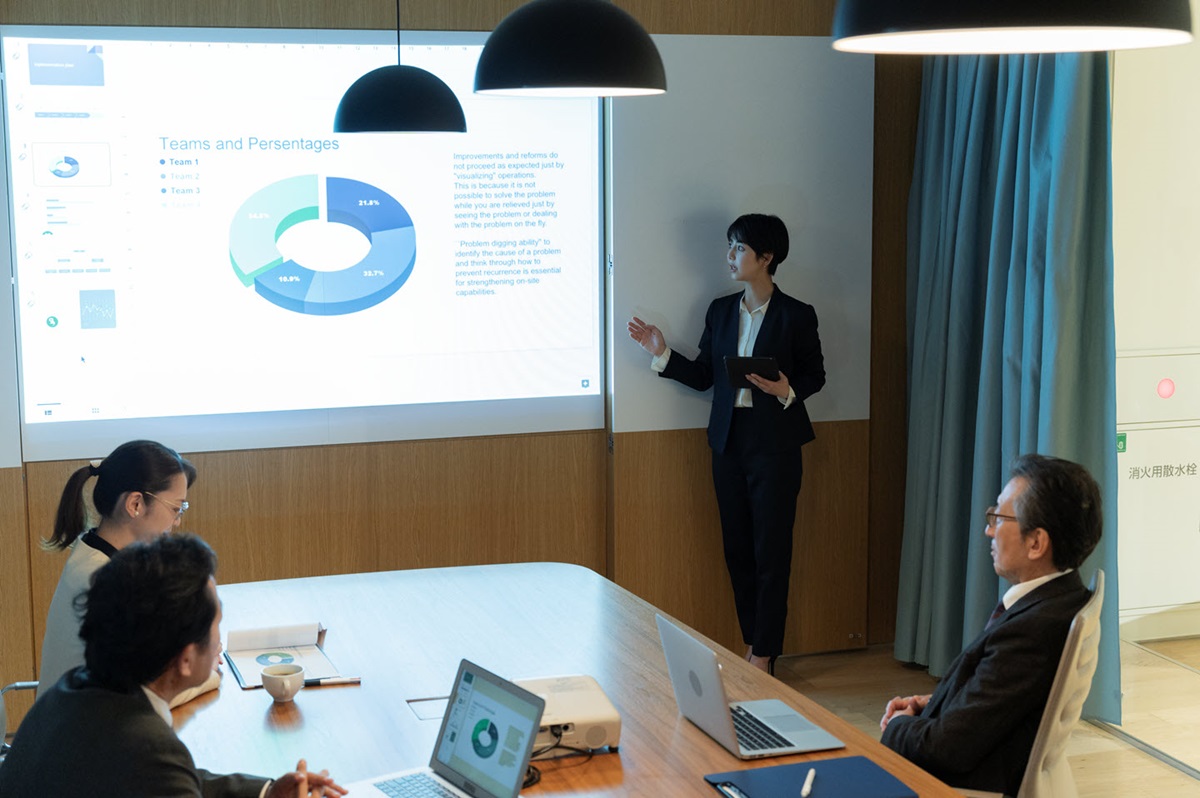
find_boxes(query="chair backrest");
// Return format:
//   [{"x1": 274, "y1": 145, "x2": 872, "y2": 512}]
[
  {"x1": 1016, "y1": 569, "x2": 1105, "y2": 798},
  {"x1": 1, "y1": 679, "x2": 40, "y2": 761}
]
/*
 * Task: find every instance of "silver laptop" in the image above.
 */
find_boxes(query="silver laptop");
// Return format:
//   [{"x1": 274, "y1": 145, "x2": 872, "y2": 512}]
[
  {"x1": 656, "y1": 614, "x2": 844, "y2": 760},
  {"x1": 345, "y1": 659, "x2": 545, "y2": 798}
]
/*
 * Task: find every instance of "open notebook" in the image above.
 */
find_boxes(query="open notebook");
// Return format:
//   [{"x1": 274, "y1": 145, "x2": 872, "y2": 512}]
[{"x1": 223, "y1": 622, "x2": 340, "y2": 688}]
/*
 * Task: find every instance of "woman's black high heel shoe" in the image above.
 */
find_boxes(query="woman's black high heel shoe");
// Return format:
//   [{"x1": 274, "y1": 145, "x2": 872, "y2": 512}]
[{"x1": 767, "y1": 656, "x2": 778, "y2": 677}]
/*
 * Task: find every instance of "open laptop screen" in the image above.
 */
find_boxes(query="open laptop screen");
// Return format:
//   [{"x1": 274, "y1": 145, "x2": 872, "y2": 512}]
[{"x1": 431, "y1": 659, "x2": 545, "y2": 798}]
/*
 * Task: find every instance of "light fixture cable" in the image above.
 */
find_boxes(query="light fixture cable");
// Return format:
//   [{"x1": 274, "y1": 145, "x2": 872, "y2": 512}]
[{"x1": 333, "y1": 0, "x2": 467, "y2": 133}]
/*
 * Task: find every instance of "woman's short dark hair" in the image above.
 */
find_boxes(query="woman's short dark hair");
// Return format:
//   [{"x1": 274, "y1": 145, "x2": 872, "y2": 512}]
[
  {"x1": 47, "y1": 440, "x2": 197, "y2": 550},
  {"x1": 1010, "y1": 453, "x2": 1103, "y2": 571},
  {"x1": 78, "y1": 533, "x2": 218, "y2": 690},
  {"x1": 727, "y1": 213, "x2": 790, "y2": 276}
]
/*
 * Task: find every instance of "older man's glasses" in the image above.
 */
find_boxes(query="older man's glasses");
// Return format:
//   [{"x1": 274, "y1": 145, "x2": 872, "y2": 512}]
[
  {"x1": 985, "y1": 506, "x2": 1018, "y2": 529},
  {"x1": 144, "y1": 491, "x2": 189, "y2": 518}
]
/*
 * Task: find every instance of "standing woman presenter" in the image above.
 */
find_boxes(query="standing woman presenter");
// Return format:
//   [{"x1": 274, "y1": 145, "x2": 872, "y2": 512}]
[
  {"x1": 628, "y1": 213, "x2": 825, "y2": 673},
  {"x1": 38, "y1": 439, "x2": 218, "y2": 706}
]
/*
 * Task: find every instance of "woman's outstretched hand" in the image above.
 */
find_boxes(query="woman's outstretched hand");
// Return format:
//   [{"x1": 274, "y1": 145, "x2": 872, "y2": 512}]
[{"x1": 628, "y1": 316, "x2": 667, "y2": 358}]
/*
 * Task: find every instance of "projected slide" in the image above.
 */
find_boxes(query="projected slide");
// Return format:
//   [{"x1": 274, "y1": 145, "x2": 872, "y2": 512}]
[
  {"x1": 2, "y1": 27, "x2": 602, "y2": 437},
  {"x1": 230, "y1": 175, "x2": 416, "y2": 316}
]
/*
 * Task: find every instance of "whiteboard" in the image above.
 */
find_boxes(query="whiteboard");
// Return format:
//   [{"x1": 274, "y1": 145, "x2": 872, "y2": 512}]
[{"x1": 610, "y1": 35, "x2": 875, "y2": 433}]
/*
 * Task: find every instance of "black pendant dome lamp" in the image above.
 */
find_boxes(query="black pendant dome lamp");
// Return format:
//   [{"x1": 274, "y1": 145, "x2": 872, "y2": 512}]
[
  {"x1": 474, "y1": 0, "x2": 666, "y2": 97},
  {"x1": 334, "y1": 0, "x2": 467, "y2": 132},
  {"x1": 832, "y1": 0, "x2": 1193, "y2": 54}
]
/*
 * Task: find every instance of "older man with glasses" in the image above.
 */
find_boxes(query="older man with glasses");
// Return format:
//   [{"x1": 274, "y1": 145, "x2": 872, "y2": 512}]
[{"x1": 878, "y1": 453, "x2": 1103, "y2": 796}]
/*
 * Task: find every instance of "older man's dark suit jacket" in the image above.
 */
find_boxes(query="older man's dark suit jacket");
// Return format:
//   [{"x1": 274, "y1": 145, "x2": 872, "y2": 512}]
[
  {"x1": 0, "y1": 668, "x2": 268, "y2": 797},
  {"x1": 881, "y1": 571, "x2": 1091, "y2": 796},
  {"x1": 660, "y1": 286, "x2": 825, "y2": 454}
]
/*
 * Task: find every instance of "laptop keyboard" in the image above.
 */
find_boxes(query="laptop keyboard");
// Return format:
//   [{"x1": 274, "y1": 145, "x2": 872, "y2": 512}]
[
  {"x1": 732, "y1": 704, "x2": 793, "y2": 751},
  {"x1": 373, "y1": 772, "x2": 459, "y2": 798}
]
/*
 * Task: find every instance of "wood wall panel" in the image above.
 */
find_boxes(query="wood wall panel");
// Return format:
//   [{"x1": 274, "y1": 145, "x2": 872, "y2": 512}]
[
  {"x1": 611, "y1": 429, "x2": 731, "y2": 644},
  {"x1": 625, "y1": 0, "x2": 834, "y2": 36},
  {"x1": 0, "y1": 1, "x2": 393, "y2": 29},
  {"x1": 611, "y1": 420, "x2": 869, "y2": 656},
  {"x1": 24, "y1": 432, "x2": 607, "y2": 673},
  {"x1": 0, "y1": 0, "x2": 837, "y2": 35},
  {"x1": 793, "y1": 419, "x2": 871, "y2": 651},
  {"x1": 23, "y1": 459, "x2": 86, "y2": 681},
  {"x1": 0, "y1": 467, "x2": 35, "y2": 728},
  {"x1": 867, "y1": 56, "x2": 923, "y2": 644}
]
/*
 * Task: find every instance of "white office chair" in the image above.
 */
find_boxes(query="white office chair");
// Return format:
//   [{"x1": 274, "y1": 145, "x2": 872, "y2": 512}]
[
  {"x1": 0, "y1": 678, "x2": 39, "y2": 765},
  {"x1": 961, "y1": 569, "x2": 1105, "y2": 798}
]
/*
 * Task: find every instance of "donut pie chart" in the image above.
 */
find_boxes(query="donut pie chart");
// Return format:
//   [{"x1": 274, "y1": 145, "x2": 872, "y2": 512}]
[
  {"x1": 471, "y1": 718, "x2": 499, "y2": 758},
  {"x1": 255, "y1": 652, "x2": 295, "y2": 666},
  {"x1": 229, "y1": 175, "x2": 415, "y2": 316},
  {"x1": 51, "y1": 156, "x2": 80, "y2": 178}
]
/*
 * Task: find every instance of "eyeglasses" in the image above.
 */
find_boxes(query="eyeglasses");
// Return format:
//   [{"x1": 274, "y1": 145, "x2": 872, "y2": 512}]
[
  {"x1": 985, "y1": 506, "x2": 1018, "y2": 529},
  {"x1": 144, "y1": 491, "x2": 189, "y2": 518}
]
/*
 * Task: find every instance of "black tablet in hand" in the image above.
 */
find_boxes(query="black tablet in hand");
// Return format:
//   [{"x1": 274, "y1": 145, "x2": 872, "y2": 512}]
[{"x1": 724, "y1": 356, "x2": 779, "y2": 389}]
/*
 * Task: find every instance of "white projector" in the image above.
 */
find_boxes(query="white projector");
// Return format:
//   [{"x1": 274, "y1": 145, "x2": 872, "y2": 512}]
[{"x1": 514, "y1": 674, "x2": 621, "y2": 760}]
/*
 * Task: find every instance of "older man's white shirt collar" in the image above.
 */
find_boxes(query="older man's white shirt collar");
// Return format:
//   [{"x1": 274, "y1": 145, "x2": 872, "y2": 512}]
[{"x1": 1002, "y1": 568, "x2": 1073, "y2": 610}]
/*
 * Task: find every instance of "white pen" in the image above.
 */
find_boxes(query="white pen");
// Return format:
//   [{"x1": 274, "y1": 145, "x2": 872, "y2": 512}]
[
  {"x1": 303, "y1": 676, "x2": 362, "y2": 687},
  {"x1": 800, "y1": 767, "x2": 816, "y2": 798}
]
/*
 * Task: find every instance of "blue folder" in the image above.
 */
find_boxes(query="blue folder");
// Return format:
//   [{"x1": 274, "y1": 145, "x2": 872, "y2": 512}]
[{"x1": 705, "y1": 755, "x2": 919, "y2": 798}]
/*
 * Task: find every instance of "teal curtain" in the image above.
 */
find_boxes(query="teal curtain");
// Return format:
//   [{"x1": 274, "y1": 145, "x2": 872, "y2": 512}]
[{"x1": 896, "y1": 52, "x2": 1120, "y2": 723}]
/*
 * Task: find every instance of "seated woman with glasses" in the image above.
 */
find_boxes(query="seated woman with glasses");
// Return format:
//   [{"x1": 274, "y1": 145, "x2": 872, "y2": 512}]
[{"x1": 38, "y1": 439, "x2": 219, "y2": 707}]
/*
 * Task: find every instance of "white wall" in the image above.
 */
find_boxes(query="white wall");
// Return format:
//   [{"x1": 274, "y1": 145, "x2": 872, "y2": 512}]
[
  {"x1": 1112, "y1": 18, "x2": 1200, "y2": 639},
  {"x1": 609, "y1": 35, "x2": 874, "y2": 433}
]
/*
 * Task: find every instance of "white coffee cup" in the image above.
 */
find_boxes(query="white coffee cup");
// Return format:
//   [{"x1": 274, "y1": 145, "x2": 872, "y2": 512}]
[{"x1": 261, "y1": 663, "x2": 305, "y2": 702}]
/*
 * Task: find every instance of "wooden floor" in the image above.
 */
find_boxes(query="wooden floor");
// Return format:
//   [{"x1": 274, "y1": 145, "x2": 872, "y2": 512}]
[
  {"x1": 777, "y1": 644, "x2": 1200, "y2": 797},
  {"x1": 1116, "y1": 637, "x2": 1200, "y2": 773},
  {"x1": 1143, "y1": 636, "x2": 1200, "y2": 671}
]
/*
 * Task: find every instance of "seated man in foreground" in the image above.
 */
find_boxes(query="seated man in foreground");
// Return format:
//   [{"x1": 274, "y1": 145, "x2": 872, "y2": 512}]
[
  {"x1": 0, "y1": 533, "x2": 346, "y2": 798},
  {"x1": 879, "y1": 453, "x2": 1102, "y2": 795}
]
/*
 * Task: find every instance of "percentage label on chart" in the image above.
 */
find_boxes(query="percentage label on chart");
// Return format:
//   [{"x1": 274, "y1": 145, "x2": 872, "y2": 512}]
[
  {"x1": 248, "y1": 212, "x2": 270, "y2": 220},
  {"x1": 278, "y1": 275, "x2": 300, "y2": 283},
  {"x1": 358, "y1": 199, "x2": 380, "y2": 206},
  {"x1": 363, "y1": 269, "x2": 384, "y2": 277}
]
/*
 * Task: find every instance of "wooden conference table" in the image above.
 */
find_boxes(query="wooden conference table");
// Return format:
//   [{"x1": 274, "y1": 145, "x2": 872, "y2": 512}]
[{"x1": 174, "y1": 563, "x2": 959, "y2": 796}]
